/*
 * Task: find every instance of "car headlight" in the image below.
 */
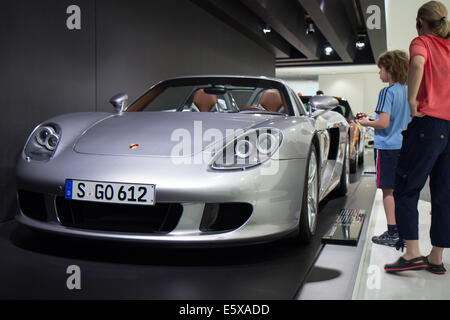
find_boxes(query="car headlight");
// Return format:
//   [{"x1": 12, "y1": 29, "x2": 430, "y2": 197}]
[
  {"x1": 210, "y1": 128, "x2": 283, "y2": 170},
  {"x1": 24, "y1": 124, "x2": 61, "y2": 161}
]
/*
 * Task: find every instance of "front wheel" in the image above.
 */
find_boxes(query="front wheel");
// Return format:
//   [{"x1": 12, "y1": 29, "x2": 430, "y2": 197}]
[
  {"x1": 358, "y1": 139, "x2": 365, "y2": 165},
  {"x1": 350, "y1": 142, "x2": 358, "y2": 173},
  {"x1": 298, "y1": 144, "x2": 320, "y2": 244}
]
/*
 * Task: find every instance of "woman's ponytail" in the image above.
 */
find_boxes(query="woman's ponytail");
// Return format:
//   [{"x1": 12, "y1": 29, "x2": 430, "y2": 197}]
[{"x1": 418, "y1": 1, "x2": 450, "y2": 39}]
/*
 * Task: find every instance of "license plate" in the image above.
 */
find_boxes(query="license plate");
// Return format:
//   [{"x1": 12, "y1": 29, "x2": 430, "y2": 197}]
[{"x1": 65, "y1": 180, "x2": 155, "y2": 206}]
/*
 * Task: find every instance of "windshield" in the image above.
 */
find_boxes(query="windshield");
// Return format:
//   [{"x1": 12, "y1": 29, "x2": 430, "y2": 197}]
[{"x1": 126, "y1": 77, "x2": 293, "y2": 115}]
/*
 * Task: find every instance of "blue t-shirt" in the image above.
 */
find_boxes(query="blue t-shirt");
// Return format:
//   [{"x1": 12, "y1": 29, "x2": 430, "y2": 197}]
[{"x1": 374, "y1": 83, "x2": 411, "y2": 150}]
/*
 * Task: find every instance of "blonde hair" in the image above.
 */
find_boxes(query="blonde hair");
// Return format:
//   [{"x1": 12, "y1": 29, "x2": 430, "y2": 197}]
[
  {"x1": 418, "y1": 1, "x2": 450, "y2": 39},
  {"x1": 377, "y1": 50, "x2": 409, "y2": 84}
]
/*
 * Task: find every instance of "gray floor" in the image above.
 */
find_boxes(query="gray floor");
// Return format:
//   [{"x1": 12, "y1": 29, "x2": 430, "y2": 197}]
[
  {"x1": 0, "y1": 195, "x2": 349, "y2": 299},
  {"x1": 297, "y1": 148, "x2": 434, "y2": 300},
  {"x1": 297, "y1": 148, "x2": 377, "y2": 300},
  {"x1": 420, "y1": 178, "x2": 431, "y2": 202}
]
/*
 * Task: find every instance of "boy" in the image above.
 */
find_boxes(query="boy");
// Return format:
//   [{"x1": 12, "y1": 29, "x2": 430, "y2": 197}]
[{"x1": 359, "y1": 50, "x2": 411, "y2": 247}]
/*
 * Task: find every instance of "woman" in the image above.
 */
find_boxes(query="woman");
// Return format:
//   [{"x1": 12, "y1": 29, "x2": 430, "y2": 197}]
[
  {"x1": 359, "y1": 51, "x2": 411, "y2": 247},
  {"x1": 384, "y1": 1, "x2": 450, "y2": 275}
]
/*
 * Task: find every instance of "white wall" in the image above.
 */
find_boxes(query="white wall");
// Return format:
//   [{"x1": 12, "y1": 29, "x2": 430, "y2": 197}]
[
  {"x1": 386, "y1": 0, "x2": 450, "y2": 52},
  {"x1": 318, "y1": 72, "x2": 386, "y2": 116},
  {"x1": 278, "y1": 65, "x2": 386, "y2": 115},
  {"x1": 284, "y1": 79, "x2": 319, "y2": 96}
]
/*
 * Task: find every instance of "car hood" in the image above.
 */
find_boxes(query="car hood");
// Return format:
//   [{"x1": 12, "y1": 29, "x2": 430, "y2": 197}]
[{"x1": 73, "y1": 112, "x2": 279, "y2": 157}]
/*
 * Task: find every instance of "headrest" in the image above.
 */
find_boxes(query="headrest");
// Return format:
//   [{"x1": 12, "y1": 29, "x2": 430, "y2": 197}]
[
  {"x1": 193, "y1": 89, "x2": 218, "y2": 112},
  {"x1": 259, "y1": 89, "x2": 284, "y2": 113}
]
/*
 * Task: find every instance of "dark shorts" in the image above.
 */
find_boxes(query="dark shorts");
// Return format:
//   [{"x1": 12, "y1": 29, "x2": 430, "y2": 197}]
[{"x1": 374, "y1": 149, "x2": 400, "y2": 190}]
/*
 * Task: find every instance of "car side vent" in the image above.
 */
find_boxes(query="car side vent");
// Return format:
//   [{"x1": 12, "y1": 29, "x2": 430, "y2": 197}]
[
  {"x1": 328, "y1": 128, "x2": 340, "y2": 160},
  {"x1": 18, "y1": 190, "x2": 47, "y2": 222}
]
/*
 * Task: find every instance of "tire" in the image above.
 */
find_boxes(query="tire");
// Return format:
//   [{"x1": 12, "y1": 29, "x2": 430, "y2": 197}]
[
  {"x1": 298, "y1": 144, "x2": 320, "y2": 244},
  {"x1": 350, "y1": 141, "x2": 358, "y2": 173},
  {"x1": 336, "y1": 140, "x2": 350, "y2": 196},
  {"x1": 358, "y1": 139, "x2": 365, "y2": 165}
]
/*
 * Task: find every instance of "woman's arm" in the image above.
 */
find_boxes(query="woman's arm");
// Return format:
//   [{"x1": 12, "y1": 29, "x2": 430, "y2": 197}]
[{"x1": 408, "y1": 55, "x2": 426, "y2": 117}]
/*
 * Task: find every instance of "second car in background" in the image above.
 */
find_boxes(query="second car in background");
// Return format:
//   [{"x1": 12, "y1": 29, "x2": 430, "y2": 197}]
[{"x1": 300, "y1": 96, "x2": 365, "y2": 173}]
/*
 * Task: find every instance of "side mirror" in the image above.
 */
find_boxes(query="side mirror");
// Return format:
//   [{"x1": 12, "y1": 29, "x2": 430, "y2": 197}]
[
  {"x1": 309, "y1": 95, "x2": 339, "y2": 111},
  {"x1": 110, "y1": 93, "x2": 128, "y2": 115}
]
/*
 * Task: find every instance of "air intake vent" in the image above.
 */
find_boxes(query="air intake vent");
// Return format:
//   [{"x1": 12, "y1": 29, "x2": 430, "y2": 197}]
[
  {"x1": 55, "y1": 197, "x2": 182, "y2": 234},
  {"x1": 18, "y1": 190, "x2": 47, "y2": 222}
]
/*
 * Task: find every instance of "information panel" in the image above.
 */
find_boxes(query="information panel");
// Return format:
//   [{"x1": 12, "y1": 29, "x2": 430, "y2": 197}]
[{"x1": 322, "y1": 209, "x2": 366, "y2": 246}]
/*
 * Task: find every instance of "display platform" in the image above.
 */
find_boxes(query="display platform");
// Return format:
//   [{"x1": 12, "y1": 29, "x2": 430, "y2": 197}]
[
  {"x1": 296, "y1": 153, "x2": 377, "y2": 300},
  {"x1": 0, "y1": 151, "x2": 376, "y2": 300},
  {"x1": 322, "y1": 209, "x2": 366, "y2": 246}
]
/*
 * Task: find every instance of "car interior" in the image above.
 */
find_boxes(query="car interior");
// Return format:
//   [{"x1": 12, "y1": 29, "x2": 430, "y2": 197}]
[{"x1": 192, "y1": 88, "x2": 288, "y2": 115}]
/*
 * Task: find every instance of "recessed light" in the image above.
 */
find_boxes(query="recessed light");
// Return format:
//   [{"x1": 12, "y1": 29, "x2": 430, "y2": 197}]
[
  {"x1": 262, "y1": 25, "x2": 272, "y2": 34},
  {"x1": 306, "y1": 22, "x2": 315, "y2": 34},
  {"x1": 356, "y1": 40, "x2": 366, "y2": 50},
  {"x1": 324, "y1": 45, "x2": 333, "y2": 56}
]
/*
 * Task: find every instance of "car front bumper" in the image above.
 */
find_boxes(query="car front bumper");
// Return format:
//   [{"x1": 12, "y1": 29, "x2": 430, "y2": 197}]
[{"x1": 16, "y1": 153, "x2": 307, "y2": 246}]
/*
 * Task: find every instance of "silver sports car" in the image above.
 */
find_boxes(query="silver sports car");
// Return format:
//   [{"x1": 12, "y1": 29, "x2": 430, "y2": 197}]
[{"x1": 16, "y1": 75, "x2": 350, "y2": 246}]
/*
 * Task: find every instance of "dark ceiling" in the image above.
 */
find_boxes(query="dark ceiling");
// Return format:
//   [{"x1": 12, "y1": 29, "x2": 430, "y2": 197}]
[{"x1": 190, "y1": 0, "x2": 387, "y2": 67}]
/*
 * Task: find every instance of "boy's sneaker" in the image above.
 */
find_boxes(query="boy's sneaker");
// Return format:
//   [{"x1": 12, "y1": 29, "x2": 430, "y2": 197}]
[{"x1": 372, "y1": 231, "x2": 399, "y2": 247}]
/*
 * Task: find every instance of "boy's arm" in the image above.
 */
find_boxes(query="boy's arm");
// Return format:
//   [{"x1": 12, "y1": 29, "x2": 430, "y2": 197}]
[{"x1": 359, "y1": 112, "x2": 390, "y2": 129}]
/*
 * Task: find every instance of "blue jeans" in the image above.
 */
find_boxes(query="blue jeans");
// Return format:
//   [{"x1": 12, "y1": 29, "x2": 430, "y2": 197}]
[{"x1": 394, "y1": 116, "x2": 450, "y2": 247}]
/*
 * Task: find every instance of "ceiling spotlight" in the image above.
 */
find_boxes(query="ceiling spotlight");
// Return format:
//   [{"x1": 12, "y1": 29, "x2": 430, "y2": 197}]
[
  {"x1": 306, "y1": 22, "x2": 315, "y2": 34},
  {"x1": 355, "y1": 40, "x2": 365, "y2": 50},
  {"x1": 305, "y1": 15, "x2": 315, "y2": 35},
  {"x1": 262, "y1": 25, "x2": 272, "y2": 34},
  {"x1": 324, "y1": 45, "x2": 334, "y2": 56},
  {"x1": 356, "y1": 34, "x2": 367, "y2": 50}
]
